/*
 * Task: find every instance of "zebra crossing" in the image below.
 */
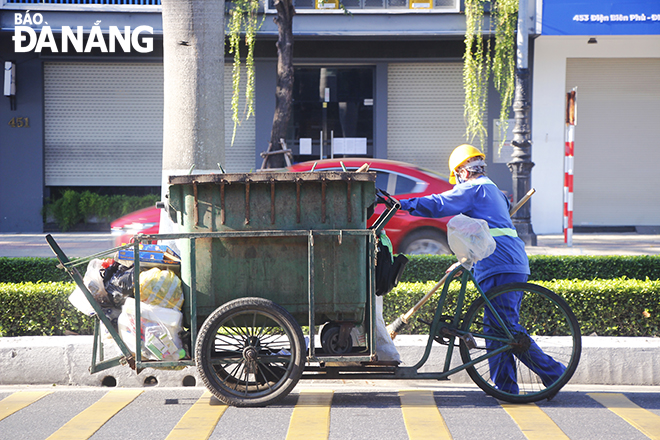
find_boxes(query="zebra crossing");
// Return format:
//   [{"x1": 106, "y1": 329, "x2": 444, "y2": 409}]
[{"x1": 1, "y1": 386, "x2": 659, "y2": 439}]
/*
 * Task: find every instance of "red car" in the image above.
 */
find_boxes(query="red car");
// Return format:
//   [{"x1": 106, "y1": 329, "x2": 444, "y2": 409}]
[
  {"x1": 111, "y1": 205, "x2": 160, "y2": 247},
  {"x1": 111, "y1": 159, "x2": 454, "y2": 254},
  {"x1": 288, "y1": 159, "x2": 454, "y2": 254}
]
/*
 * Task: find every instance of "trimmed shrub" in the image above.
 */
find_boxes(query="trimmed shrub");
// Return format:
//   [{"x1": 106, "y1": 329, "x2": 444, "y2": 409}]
[
  {"x1": 0, "y1": 258, "x2": 69, "y2": 283},
  {"x1": 547, "y1": 277, "x2": 660, "y2": 337},
  {"x1": 399, "y1": 254, "x2": 660, "y2": 283},
  {"x1": 4, "y1": 254, "x2": 660, "y2": 284},
  {"x1": 0, "y1": 282, "x2": 94, "y2": 337},
  {"x1": 384, "y1": 277, "x2": 660, "y2": 336},
  {"x1": 1, "y1": 277, "x2": 658, "y2": 338},
  {"x1": 528, "y1": 255, "x2": 660, "y2": 281}
]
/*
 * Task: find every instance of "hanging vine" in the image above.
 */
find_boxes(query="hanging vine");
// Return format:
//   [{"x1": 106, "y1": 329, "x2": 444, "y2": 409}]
[
  {"x1": 463, "y1": 0, "x2": 518, "y2": 151},
  {"x1": 228, "y1": 0, "x2": 263, "y2": 146}
]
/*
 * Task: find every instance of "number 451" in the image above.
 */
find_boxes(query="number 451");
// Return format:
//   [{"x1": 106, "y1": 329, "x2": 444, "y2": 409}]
[{"x1": 8, "y1": 117, "x2": 30, "y2": 128}]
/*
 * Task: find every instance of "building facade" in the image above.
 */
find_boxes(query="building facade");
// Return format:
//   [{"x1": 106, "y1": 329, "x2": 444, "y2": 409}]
[
  {"x1": 10, "y1": 1, "x2": 653, "y2": 237},
  {"x1": 532, "y1": 0, "x2": 660, "y2": 234}
]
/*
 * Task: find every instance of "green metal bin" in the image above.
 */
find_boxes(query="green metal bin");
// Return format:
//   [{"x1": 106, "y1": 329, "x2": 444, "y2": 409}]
[{"x1": 166, "y1": 171, "x2": 376, "y2": 325}]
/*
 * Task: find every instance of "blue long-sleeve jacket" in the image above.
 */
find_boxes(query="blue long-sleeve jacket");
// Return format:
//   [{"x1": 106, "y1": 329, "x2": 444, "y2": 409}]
[{"x1": 399, "y1": 176, "x2": 529, "y2": 283}]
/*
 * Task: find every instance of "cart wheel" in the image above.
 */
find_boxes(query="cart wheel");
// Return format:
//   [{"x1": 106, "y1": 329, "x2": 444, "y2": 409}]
[
  {"x1": 459, "y1": 283, "x2": 581, "y2": 403},
  {"x1": 196, "y1": 297, "x2": 305, "y2": 407},
  {"x1": 320, "y1": 323, "x2": 353, "y2": 355}
]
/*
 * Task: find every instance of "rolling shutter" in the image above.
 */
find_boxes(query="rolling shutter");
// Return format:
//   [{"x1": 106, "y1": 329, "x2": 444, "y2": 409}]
[
  {"x1": 44, "y1": 62, "x2": 255, "y2": 186},
  {"x1": 223, "y1": 64, "x2": 256, "y2": 173},
  {"x1": 387, "y1": 62, "x2": 469, "y2": 176},
  {"x1": 566, "y1": 58, "x2": 660, "y2": 226}
]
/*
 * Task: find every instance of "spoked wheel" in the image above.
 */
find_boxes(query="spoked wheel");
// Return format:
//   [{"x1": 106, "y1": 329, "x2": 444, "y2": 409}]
[
  {"x1": 459, "y1": 282, "x2": 581, "y2": 403},
  {"x1": 196, "y1": 297, "x2": 305, "y2": 407}
]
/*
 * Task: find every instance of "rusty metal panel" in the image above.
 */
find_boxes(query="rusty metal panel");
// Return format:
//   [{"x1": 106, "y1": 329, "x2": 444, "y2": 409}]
[{"x1": 168, "y1": 172, "x2": 376, "y2": 326}]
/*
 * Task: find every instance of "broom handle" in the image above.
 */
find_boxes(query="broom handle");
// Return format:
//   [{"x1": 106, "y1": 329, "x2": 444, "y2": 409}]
[
  {"x1": 401, "y1": 272, "x2": 450, "y2": 322},
  {"x1": 509, "y1": 188, "x2": 535, "y2": 216}
]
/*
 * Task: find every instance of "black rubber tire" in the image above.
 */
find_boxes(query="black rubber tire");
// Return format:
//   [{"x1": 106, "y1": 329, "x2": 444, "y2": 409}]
[
  {"x1": 459, "y1": 282, "x2": 581, "y2": 403},
  {"x1": 398, "y1": 228, "x2": 451, "y2": 255},
  {"x1": 320, "y1": 324, "x2": 353, "y2": 355},
  {"x1": 195, "y1": 297, "x2": 305, "y2": 407}
]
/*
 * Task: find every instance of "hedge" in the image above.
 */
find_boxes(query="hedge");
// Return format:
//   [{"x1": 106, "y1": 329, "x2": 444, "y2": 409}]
[
  {"x1": 3, "y1": 255, "x2": 660, "y2": 284},
  {"x1": 0, "y1": 258, "x2": 69, "y2": 283},
  {"x1": 399, "y1": 254, "x2": 660, "y2": 283},
  {"x1": 384, "y1": 277, "x2": 660, "y2": 336},
  {"x1": 1, "y1": 277, "x2": 658, "y2": 337},
  {"x1": 0, "y1": 282, "x2": 94, "y2": 337}
]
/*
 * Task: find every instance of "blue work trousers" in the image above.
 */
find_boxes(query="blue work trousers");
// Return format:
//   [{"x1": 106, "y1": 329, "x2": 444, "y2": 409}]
[{"x1": 479, "y1": 273, "x2": 567, "y2": 394}]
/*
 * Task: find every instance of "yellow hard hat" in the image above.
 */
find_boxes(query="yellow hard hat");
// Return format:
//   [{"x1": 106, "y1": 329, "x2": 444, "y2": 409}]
[{"x1": 448, "y1": 144, "x2": 485, "y2": 184}]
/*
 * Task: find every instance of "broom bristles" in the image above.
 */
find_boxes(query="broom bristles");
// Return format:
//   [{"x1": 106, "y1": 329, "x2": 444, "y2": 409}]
[{"x1": 386, "y1": 315, "x2": 407, "y2": 340}]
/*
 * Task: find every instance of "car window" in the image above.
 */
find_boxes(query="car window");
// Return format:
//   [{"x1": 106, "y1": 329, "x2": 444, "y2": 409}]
[
  {"x1": 394, "y1": 175, "x2": 417, "y2": 194},
  {"x1": 375, "y1": 171, "x2": 389, "y2": 190}
]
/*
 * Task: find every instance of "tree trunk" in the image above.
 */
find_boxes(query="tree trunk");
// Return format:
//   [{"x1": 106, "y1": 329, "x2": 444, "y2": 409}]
[
  {"x1": 160, "y1": 0, "x2": 224, "y2": 237},
  {"x1": 267, "y1": 0, "x2": 295, "y2": 169},
  {"x1": 161, "y1": 0, "x2": 225, "y2": 173}
]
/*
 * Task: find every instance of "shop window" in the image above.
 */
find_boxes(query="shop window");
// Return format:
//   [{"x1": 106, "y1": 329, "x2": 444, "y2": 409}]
[{"x1": 290, "y1": 67, "x2": 374, "y2": 162}]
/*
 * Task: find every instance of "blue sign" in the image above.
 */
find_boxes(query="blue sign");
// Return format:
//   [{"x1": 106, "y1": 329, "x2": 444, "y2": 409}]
[{"x1": 542, "y1": 0, "x2": 660, "y2": 35}]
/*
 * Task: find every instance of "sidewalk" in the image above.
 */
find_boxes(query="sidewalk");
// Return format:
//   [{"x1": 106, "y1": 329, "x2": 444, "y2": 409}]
[
  {"x1": 1, "y1": 335, "x2": 659, "y2": 387},
  {"x1": 528, "y1": 233, "x2": 660, "y2": 256},
  {"x1": 2, "y1": 232, "x2": 660, "y2": 258}
]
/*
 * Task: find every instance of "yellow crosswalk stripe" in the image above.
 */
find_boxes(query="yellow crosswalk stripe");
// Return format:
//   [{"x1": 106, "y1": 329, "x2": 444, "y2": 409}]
[
  {"x1": 46, "y1": 389, "x2": 143, "y2": 440},
  {"x1": 399, "y1": 390, "x2": 452, "y2": 440},
  {"x1": 501, "y1": 402, "x2": 569, "y2": 440},
  {"x1": 0, "y1": 391, "x2": 53, "y2": 422},
  {"x1": 588, "y1": 393, "x2": 660, "y2": 440},
  {"x1": 286, "y1": 389, "x2": 334, "y2": 440},
  {"x1": 165, "y1": 391, "x2": 228, "y2": 440}
]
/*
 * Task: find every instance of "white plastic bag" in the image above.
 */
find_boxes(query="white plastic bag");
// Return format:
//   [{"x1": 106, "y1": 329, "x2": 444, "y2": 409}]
[
  {"x1": 68, "y1": 258, "x2": 110, "y2": 316},
  {"x1": 447, "y1": 214, "x2": 496, "y2": 270},
  {"x1": 374, "y1": 295, "x2": 401, "y2": 363},
  {"x1": 68, "y1": 286, "x2": 96, "y2": 316},
  {"x1": 117, "y1": 297, "x2": 185, "y2": 361},
  {"x1": 139, "y1": 267, "x2": 184, "y2": 310}
]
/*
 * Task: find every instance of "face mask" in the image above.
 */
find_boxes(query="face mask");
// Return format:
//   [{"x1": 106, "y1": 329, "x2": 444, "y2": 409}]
[{"x1": 455, "y1": 170, "x2": 467, "y2": 184}]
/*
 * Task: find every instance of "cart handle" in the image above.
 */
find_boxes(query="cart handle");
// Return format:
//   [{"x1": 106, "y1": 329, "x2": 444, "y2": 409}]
[
  {"x1": 375, "y1": 187, "x2": 399, "y2": 210},
  {"x1": 371, "y1": 188, "x2": 400, "y2": 235}
]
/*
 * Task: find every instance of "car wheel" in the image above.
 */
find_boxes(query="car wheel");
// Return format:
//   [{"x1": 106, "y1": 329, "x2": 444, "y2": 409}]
[{"x1": 398, "y1": 228, "x2": 451, "y2": 255}]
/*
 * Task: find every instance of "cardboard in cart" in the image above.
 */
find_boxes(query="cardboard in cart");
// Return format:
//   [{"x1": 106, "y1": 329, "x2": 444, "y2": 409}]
[{"x1": 118, "y1": 244, "x2": 181, "y2": 266}]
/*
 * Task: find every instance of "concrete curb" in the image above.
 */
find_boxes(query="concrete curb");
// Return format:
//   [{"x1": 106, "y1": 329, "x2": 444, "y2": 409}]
[{"x1": 1, "y1": 335, "x2": 659, "y2": 388}]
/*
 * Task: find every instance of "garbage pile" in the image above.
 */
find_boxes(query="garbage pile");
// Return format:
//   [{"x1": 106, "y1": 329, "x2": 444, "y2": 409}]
[{"x1": 68, "y1": 245, "x2": 186, "y2": 362}]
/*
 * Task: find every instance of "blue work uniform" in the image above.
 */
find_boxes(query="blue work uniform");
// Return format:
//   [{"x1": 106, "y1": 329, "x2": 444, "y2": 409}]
[
  {"x1": 399, "y1": 176, "x2": 527, "y2": 283},
  {"x1": 399, "y1": 176, "x2": 566, "y2": 394}
]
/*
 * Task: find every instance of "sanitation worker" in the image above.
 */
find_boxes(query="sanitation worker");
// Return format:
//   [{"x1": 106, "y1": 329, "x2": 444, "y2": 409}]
[{"x1": 397, "y1": 144, "x2": 566, "y2": 395}]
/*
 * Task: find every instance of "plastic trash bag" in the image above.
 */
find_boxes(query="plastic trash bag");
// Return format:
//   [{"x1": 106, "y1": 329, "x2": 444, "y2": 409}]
[
  {"x1": 374, "y1": 295, "x2": 401, "y2": 363},
  {"x1": 139, "y1": 268, "x2": 184, "y2": 310},
  {"x1": 447, "y1": 214, "x2": 496, "y2": 270},
  {"x1": 117, "y1": 297, "x2": 185, "y2": 361},
  {"x1": 68, "y1": 259, "x2": 113, "y2": 316},
  {"x1": 68, "y1": 286, "x2": 96, "y2": 317},
  {"x1": 102, "y1": 262, "x2": 134, "y2": 308}
]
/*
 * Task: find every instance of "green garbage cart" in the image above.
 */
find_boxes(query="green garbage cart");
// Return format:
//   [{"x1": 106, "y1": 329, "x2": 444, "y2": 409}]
[{"x1": 47, "y1": 170, "x2": 582, "y2": 407}]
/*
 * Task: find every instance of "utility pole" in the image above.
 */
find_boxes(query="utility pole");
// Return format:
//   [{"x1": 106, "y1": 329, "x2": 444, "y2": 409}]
[
  {"x1": 507, "y1": 0, "x2": 537, "y2": 246},
  {"x1": 160, "y1": 0, "x2": 225, "y2": 236}
]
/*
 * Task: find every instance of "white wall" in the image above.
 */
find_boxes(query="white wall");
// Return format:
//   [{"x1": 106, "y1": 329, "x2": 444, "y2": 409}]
[{"x1": 531, "y1": 35, "x2": 660, "y2": 234}]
